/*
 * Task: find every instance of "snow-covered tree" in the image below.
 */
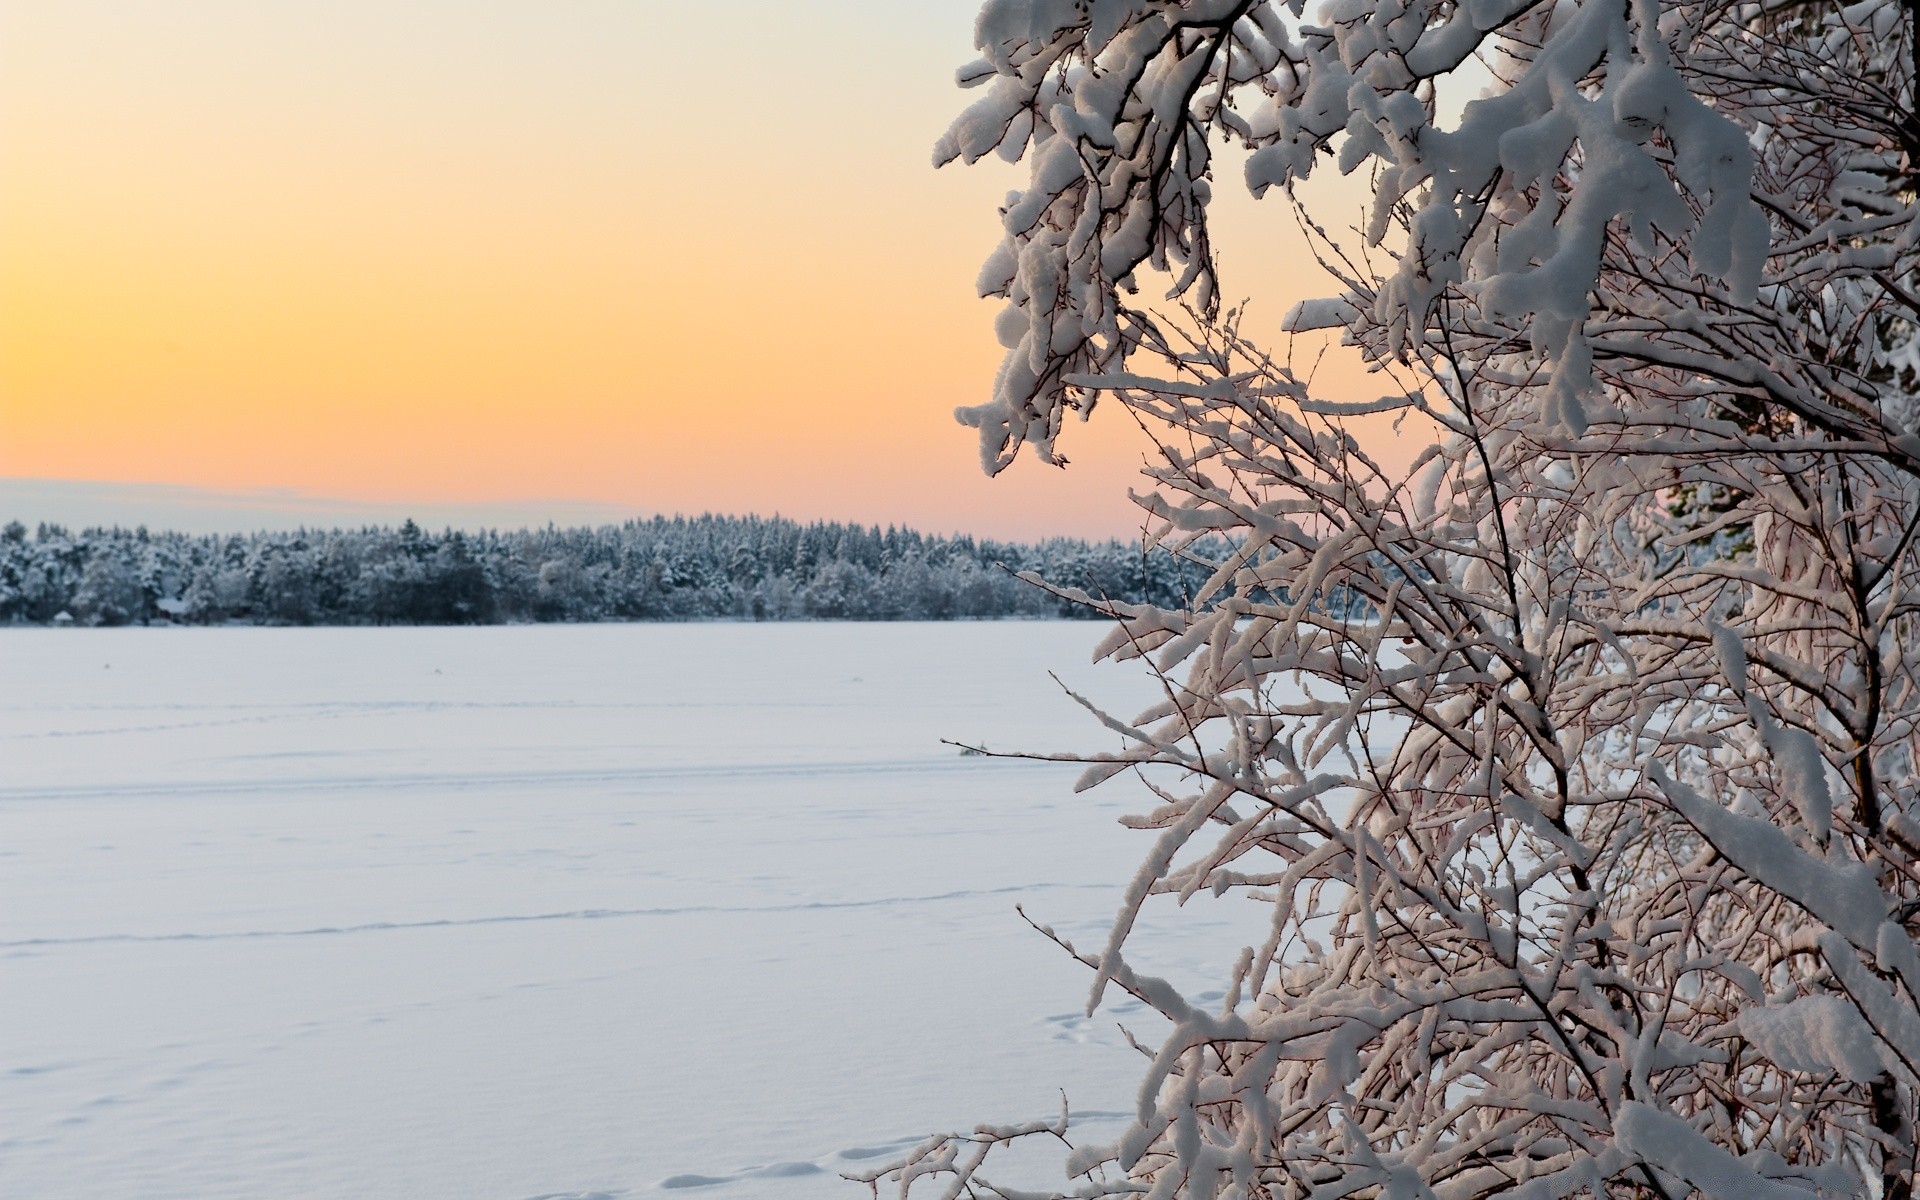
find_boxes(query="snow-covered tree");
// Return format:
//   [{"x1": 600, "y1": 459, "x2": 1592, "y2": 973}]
[
  {"x1": 863, "y1": 0, "x2": 1920, "y2": 1195},
  {"x1": 0, "y1": 517, "x2": 1204, "y2": 626}
]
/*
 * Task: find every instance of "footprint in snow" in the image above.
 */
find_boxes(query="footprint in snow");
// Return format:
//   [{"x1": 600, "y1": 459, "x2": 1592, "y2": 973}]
[
  {"x1": 659, "y1": 1160, "x2": 826, "y2": 1189},
  {"x1": 837, "y1": 1134, "x2": 923, "y2": 1160}
]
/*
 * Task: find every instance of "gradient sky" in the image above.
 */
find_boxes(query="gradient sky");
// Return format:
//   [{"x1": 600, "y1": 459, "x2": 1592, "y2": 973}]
[{"x1": 2, "y1": 1, "x2": 1394, "y2": 539}]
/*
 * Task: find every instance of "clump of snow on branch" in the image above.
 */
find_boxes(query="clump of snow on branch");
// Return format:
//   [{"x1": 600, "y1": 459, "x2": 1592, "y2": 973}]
[
  {"x1": 869, "y1": 0, "x2": 1920, "y2": 1195},
  {"x1": 939, "y1": 0, "x2": 1914, "y2": 473}
]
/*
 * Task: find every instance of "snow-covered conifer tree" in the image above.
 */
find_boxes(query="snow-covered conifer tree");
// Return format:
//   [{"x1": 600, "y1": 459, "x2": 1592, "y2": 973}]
[{"x1": 863, "y1": 0, "x2": 1920, "y2": 1195}]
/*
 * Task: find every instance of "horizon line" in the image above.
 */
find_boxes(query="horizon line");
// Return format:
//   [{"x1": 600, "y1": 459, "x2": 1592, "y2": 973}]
[{"x1": 0, "y1": 476, "x2": 1141, "y2": 543}]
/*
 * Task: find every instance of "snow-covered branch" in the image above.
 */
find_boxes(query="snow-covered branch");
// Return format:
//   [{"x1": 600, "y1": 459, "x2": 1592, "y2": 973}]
[{"x1": 891, "y1": 0, "x2": 1920, "y2": 1193}]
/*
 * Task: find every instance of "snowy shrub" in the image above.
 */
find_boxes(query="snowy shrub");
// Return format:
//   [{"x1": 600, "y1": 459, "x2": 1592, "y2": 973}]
[{"x1": 868, "y1": 0, "x2": 1920, "y2": 1195}]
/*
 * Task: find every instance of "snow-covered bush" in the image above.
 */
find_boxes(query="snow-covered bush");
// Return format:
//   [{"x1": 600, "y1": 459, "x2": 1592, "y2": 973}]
[{"x1": 867, "y1": 0, "x2": 1920, "y2": 1195}]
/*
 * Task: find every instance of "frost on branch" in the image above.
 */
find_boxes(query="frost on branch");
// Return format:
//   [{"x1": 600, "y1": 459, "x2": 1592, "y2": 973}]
[
  {"x1": 938, "y1": 0, "x2": 1915, "y2": 471},
  {"x1": 875, "y1": 0, "x2": 1920, "y2": 1195}
]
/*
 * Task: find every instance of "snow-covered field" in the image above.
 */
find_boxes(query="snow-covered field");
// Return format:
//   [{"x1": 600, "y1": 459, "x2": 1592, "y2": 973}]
[{"x1": 1, "y1": 623, "x2": 1250, "y2": 1199}]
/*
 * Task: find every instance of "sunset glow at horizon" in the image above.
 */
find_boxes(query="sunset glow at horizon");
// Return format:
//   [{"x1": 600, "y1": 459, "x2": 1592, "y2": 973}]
[{"x1": 2, "y1": 0, "x2": 1401, "y2": 540}]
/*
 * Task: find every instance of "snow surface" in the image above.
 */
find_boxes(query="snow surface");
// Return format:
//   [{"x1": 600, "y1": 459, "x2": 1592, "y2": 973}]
[{"x1": 0, "y1": 623, "x2": 1253, "y2": 1199}]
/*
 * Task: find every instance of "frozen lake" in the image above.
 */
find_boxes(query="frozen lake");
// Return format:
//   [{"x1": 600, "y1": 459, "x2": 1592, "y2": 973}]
[{"x1": 0, "y1": 623, "x2": 1249, "y2": 1199}]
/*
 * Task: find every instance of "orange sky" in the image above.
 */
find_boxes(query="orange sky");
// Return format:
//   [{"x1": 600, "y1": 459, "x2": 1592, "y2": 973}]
[{"x1": 1, "y1": 1, "x2": 1405, "y2": 539}]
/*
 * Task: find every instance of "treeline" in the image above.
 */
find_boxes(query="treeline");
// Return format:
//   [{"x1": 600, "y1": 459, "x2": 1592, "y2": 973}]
[{"x1": 0, "y1": 514, "x2": 1211, "y2": 626}]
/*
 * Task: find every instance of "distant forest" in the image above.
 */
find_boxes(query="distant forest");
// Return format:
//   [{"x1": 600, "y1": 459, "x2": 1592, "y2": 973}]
[{"x1": 0, "y1": 514, "x2": 1212, "y2": 626}]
